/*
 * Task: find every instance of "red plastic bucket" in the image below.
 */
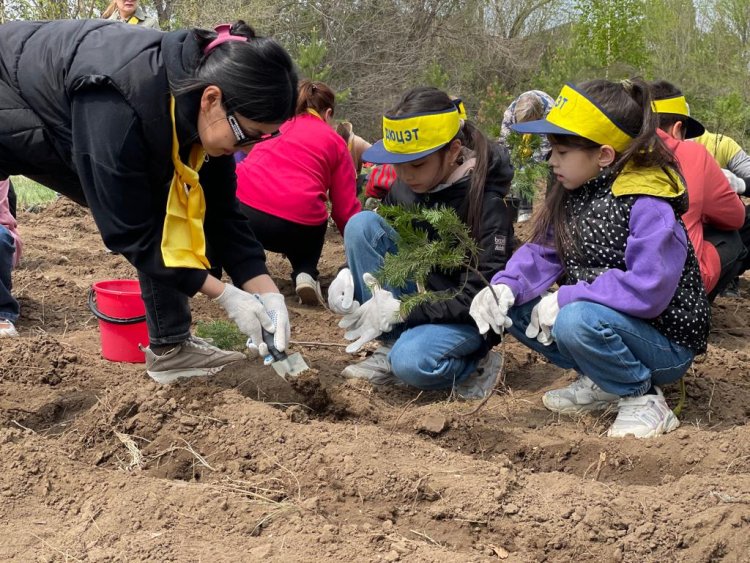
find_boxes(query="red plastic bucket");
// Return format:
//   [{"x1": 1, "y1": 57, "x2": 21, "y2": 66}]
[{"x1": 88, "y1": 280, "x2": 149, "y2": 363}]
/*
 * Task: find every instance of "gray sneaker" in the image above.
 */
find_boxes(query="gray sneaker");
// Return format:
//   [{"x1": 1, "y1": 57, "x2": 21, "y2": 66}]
[
  {"x1": 454, "y1": 351, "x2": 503, "y2": 400},
  {"x1": 341, "y1": 346, "x2": 399, "y2": 385},
  {"x1": 143, "y1": 335, "x2": 245, "y2": 384}
]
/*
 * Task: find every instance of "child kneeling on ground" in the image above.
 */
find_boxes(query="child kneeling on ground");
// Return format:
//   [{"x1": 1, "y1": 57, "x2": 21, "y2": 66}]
[
  {"x1": 470, "y1": 78, "x2": 710, "y2": 437},
  {"x1": 328, "y1": 87, "x2": 515, "y2": 399}
]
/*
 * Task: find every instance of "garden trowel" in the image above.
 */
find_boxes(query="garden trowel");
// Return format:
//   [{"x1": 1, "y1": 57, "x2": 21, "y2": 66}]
[{"x1": 260, "y1": 329, "x2": 310, "y2": 379}]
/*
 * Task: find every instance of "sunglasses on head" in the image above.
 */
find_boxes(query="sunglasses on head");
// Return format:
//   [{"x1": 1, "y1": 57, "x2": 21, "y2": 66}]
[{"x1": 226, "y1": 111, "x2": 280, "y2": 148}]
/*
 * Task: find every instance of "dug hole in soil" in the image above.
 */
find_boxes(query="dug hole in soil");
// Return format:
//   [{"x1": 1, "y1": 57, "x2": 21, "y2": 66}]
[{"x1": 0, "y1": 197, "x2": 748, "y2": 562}]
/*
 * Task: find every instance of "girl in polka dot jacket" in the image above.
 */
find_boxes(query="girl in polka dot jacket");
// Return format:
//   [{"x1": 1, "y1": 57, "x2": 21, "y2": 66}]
[{"x1": 470, "y1": 77, "x2": 710, "y2": 439}]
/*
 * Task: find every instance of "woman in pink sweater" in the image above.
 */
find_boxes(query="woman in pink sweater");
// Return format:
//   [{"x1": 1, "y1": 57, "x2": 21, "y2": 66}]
[
  {"x1": 0, "y1": 179, "x2": 22, "y2": 337},
  {"x1": 236, "y1": 80, "x2": 361, "y2": 305}
]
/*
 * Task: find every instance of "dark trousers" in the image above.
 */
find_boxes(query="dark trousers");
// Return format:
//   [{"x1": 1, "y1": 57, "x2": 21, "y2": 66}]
[
  {"x1": 137, "y1": 270, "x2": 191, "y2": 347},
  {"x1": 704, "y1": 225, "x2": 747, "y2": 301},
  {"x1": 737, "y1": 203, "x2": 750, "y2": 275},
  {"x1": 238, "y1": 203, "x2": 327, "y2": 281},
  {"x1": 0, "y1": 225, "x2": 18, "y2": 322}
]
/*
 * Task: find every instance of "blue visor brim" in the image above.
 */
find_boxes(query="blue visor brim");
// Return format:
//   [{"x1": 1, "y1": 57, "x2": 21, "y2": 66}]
[
  {"x1": 363, "y1": 140, "x2": 448, "y2": 164},
  {"x1": 684, "y1": 117, "x2": 705, "y2": 139},
  {"x1": 511, "y1": 119, "x2": 578, "y2": 137}
]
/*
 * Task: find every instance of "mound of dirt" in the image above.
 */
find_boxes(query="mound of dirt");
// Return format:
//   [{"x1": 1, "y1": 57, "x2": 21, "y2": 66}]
[{"x1": 0, "y1": 201, "x2": 748, "y2": 562}]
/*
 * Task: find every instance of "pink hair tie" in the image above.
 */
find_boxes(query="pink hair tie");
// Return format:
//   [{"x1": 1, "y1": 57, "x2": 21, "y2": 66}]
[{"x1": 204, "y1": 23, "x2": 248, "y2": 54}]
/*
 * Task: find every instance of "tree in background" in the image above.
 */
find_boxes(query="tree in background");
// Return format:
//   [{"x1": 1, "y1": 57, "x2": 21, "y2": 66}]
[{"x1": 3, "y1": 0, "x2": 750, "y2": 145}]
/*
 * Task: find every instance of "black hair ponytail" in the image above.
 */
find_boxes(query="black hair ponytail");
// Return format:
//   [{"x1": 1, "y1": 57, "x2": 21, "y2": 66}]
[{"x1": 182, "y1": 21, "x2": 298, "y2": 125}]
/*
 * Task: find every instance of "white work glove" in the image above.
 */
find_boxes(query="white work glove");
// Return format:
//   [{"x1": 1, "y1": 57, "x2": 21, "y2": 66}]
[
  {"x1": 525, "y1": 291, "x2": 559, "y2": 346},
  {"x1": 214, "y1": 284, "x2": 275, "y2": 357},
  {"x1": 469, "y1": 284, "x2": 515, "y2": 335},
  {"x1": 257, "y1": 292, "x2": 290, "y2": 353},
  {"x1": 327, "y1": 268, "x2": 360, "y2": 315},
  {"x1": 339, "y1": 273, "x2": 402, "y2": 353},
  {"x1": 722, "y1": 169, "x2": 746, "y2": 195}
]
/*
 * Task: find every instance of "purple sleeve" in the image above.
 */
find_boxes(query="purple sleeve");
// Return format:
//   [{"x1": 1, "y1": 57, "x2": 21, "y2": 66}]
[
  {"x1": 557, "y1": 196, "x2": 687, "y2": 318},
  {"x1": 491, "y1": 242, "x2": 563, "y2": 305}
]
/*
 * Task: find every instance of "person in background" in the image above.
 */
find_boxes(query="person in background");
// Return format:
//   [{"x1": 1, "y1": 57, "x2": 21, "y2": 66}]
[
  {"x1": 0, "y1": 179, "x2": 22, "y2": 337},
  {"x1": 650, "y1": 80, "x2": 746, "y2": 301},
  {"x1": 336, "y1": 121, "x2": 371, "y2": 177},
  {"x1": 499, "y1": 90, "x2": 555, "y2": 222},
  {"x1": 471, "y1": 78, "x2": 710, "y2": 438},
  {"x1": 692, "y1": 128, "x2": 750, "y2": 297},
  {"x1": 235, "y1": 80, "x2": 361, "y2": 305},
  {"x1": 102, "y1": 0, "x2": 160, "y2": 29},
  {"x1": 362, "y1": 163, "x2": 397, "y2": 209},
  {"x1": 331, "y1": 87, "x2": 515, "y2": 400},
  {"x1": 0, "y1": 20, "x2": 297, "y2": 383}
]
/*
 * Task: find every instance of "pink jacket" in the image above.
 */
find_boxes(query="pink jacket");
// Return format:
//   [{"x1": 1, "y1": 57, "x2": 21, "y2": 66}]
[
  {"x1": 0, "y1": 179, "x2": 22, "y2": 267},
  {"x1": 659, "y1": 131, "x2": 745, "y2": 293},
  {"x1": 236, "y1": 113, "x2": 361, "y2": 234}
]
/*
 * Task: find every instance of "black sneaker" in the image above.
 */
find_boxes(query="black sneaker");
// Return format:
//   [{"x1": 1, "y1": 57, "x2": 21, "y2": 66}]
[{"x1": 721, "y1": 278, "x2": 741, "y2": 298}]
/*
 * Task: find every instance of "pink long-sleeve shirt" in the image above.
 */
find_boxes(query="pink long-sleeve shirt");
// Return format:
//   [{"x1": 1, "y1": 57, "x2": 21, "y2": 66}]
[
  {"x1": 0, "y1": 179, "x2": 22, "y2": 267},
  {"x1": 235, "y1": 113, "x2": 361, "y2": 234}
]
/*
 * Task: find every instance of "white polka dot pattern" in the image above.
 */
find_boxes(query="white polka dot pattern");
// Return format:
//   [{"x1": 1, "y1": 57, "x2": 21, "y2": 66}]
[{"x1": 560, "y1": 173, "x2": 710, "y2": 354}]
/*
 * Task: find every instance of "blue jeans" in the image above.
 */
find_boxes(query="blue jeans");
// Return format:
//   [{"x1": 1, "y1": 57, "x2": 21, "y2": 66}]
[
  {"x1": 0, "y1": 225, "x2": 19, "y2": 323},
  {"x1": 344, "y1": 211, "x2": 487, "y2": 389},
  {"x1": 137, "y1": 270, "x2": 191, "y2": 347},
  {"x1": 507, "y1": 299, "x2": 695, "y2": 397}
]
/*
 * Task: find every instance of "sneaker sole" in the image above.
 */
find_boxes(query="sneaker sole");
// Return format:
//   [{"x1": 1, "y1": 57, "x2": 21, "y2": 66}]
[
  {"x1": 147, "y1": 364, "x2": 230, "y2": 385},
  {"x1": 296, "y1": 285, "x2": 321, "y2": 305},
  {"x1": 607, "y1": 413, "x2": 681, "y2": 439},
  {"x1": 542, "y1": 394, "x2": 618, "y2": 414}
]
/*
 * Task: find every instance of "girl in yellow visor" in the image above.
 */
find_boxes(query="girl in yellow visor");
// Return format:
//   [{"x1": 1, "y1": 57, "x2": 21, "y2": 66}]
[
  {"x1": 329, "y1": 87, "x2": 515, "y2": 400},
  {"x1": 470, "y1": 77, "x2": 710, "y2": 438}
]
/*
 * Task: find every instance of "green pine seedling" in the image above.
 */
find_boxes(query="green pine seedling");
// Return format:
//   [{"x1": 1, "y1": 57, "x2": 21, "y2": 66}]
[
  {"x1": 505, "y1": 131, "x2": 549, "y2": 202},
  {"x1": 195, "y1": 320, "x2": 247, "y2": 351},
  {"x1": 376, "y1": 205, "x2": 484, "y2": 317}
]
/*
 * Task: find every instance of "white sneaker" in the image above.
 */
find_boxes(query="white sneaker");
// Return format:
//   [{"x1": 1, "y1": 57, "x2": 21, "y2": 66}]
[
  {"x1": 607, "y1": 387, "x2": 680, "y2": 438},
  {"x1": 517, "y1": 210, "x2": 532, "y2": 223},
  {"x1": 0, "y1": 318, "x2": 18, "y2": 337},
  {"x1": 542, "y1": 375, "x2": 620, "y2": 414},
  {"x1": 454, "y1": 351, "x2": 503, "y2": 400},
  {"x1": 295, "y1": 273, "x2": 323, "y2": 305},
  {"x1": 341, "y1": 346, "x2": 398, "y2": 385}
]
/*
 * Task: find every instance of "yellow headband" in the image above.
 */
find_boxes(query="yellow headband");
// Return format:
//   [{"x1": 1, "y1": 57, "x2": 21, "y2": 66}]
[
  {"x1": 548, "y1": 84, "x2": 633, "y2": 152},
  {"x1": 382, "y1": 108, "x2": 460, "y2": 155},
  {"x1": 652, "y1": 95, "x2": 690, "y2": 117}
]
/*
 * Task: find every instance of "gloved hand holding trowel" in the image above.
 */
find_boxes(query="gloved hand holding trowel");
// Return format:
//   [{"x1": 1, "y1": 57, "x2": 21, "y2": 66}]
[{"x1": 238, "y1": 292, "x2": 310, "y2": 379}]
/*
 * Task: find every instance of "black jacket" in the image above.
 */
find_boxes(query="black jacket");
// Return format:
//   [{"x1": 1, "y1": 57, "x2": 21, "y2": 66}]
[
  {"x1": 0, "y1": 20, "x2": 267, "y2": 295},
  {"x1": 384, "y1": 143, "x2": 514, "y2": 331}
]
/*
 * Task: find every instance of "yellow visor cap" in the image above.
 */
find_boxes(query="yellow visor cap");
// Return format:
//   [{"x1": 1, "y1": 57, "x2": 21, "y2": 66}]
[
  {"x1": 512, "y1": 84, "x2": 634, "y2": 153},
  {"x1": 652, "y1": 95, "x2": 689, "y2": 116},
  {"x1": 651, "y1": 94, "x2": 705, "y2": 138},
  {"x1": 364, "y1": 108, "x2": 460, "y2": 164}
]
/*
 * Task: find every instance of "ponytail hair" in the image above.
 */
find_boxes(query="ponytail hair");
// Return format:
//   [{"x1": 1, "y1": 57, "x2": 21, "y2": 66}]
[
  {"x1": 296, "y1": 80, "x2": 335, "y2": 116},
  {"x1": 101, "y1": 0, "x2": 116, "y2": 18},
  {"x1": 391, "y1": 87, "x2": 492, "y2": 240},
  {"x1": 573, "y1": 77, "x2": 676, "y2": 174},
  {"x1": 531, "y1": 76, "x2": 679, "y2": 260},
  {"x1": 180, "y1": 21, "x2": 298, "y2": 125}
]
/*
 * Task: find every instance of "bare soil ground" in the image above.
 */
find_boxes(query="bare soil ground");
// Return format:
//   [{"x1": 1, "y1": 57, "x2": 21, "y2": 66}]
[{"x1": 0, "y1": 197, "x2": 748, "y2": 562}]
